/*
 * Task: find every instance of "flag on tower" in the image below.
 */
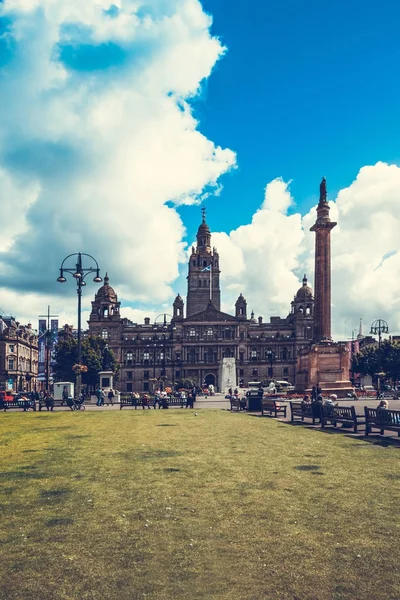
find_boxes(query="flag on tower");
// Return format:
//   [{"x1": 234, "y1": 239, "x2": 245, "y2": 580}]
[{"x1": 201, "y1": 265, "x2": 211, "y2": 272}]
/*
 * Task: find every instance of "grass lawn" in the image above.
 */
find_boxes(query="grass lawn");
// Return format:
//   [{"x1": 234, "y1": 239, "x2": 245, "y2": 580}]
[{"x1": 1, "y1": 409, "x2": 400, "y2": 600}]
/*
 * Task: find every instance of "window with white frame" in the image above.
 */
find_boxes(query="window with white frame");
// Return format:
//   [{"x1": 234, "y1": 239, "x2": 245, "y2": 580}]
[{"x1": 101, "y1": 329, "x2": 109, "y2": 339}]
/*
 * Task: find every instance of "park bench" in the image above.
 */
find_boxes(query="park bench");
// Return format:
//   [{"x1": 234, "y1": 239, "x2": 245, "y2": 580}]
[
  {"x1": 156, "y1": 398, "x2": 186, "y2": 409},
  {"x1": 38, "y1": 398, "x2": 67, "y2": 411},
  {"x1": 261, "y1": 399, "x2": 287, "y2": 419},
  {"x1": 230, "y1": 397, "x2": 241, "y2": 412},
  {"x1": 364, "y1": 407, "x2": 400, "y2": 437},
  {"x1": 0, "y1": 399, "x2": 36, "y2": 412},
  {"x1": 120, "y1": 397, "x2": 152, "y2": 409},
  {"x1": 290, "y1": 401, "x2": 319, "y2": 425},
  {"x1": 320, "y1": 405, "x2": 360, "y2": 433}
]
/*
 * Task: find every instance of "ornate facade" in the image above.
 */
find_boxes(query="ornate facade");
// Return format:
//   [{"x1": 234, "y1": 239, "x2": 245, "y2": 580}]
[
  {"x1": 0, "y1": 316, "x2": 38, "y2": 392},
  {"x1": 88, "y1": 214, "x2": 315, "y2": 393}
]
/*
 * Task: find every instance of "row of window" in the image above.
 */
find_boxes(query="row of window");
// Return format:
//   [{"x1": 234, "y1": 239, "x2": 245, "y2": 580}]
[
  {"x1": 122, "y1": 347, "x2": 292, "y2": 364},
  {"x1": 6, "y1": 359, "x2": 36, "y2": 371}
]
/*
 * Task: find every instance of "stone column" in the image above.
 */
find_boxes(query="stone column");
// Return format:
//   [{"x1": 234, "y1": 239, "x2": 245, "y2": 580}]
[{"x1": 310, "y1": 178, "x2": 337, "y2": 342}]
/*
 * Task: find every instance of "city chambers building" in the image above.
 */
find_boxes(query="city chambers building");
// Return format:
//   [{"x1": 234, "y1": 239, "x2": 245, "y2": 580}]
[{"x1": 88, "y1": 214, "x2": 314, "y2": 393}]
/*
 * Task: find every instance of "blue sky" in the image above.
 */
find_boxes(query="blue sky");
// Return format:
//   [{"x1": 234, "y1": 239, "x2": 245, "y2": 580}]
[{"x1": 179, "y1": 0, "x2": 400, "y2": 240}]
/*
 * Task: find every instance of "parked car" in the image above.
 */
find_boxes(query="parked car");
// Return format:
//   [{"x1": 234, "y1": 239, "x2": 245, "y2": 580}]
[
  {"x1": 0, "y1": 390, "x2": 14, "y2": 402},
  {"x1": 274, "y1": 381, "x2": 295, "y2": 393}
]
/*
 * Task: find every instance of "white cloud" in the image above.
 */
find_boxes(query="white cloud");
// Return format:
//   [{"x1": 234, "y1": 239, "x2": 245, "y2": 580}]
[
  {"x1": 214, "y1": 163, "x2": 400, "y2": 340},
  {"x1": 0, "y1": 0, "x2": 236, "y2": 314}
]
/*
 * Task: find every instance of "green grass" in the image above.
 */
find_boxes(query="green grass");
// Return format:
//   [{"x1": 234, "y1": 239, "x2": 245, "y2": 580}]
[{"x1": 1, "y1": 409, "x2": 400, "y2": 600}]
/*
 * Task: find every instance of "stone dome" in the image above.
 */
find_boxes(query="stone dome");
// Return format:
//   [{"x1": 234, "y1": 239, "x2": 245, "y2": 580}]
[
  {"x1": 295, "y1": 275, "x2": 313, "y2": 301},
  {"x1": 197, "y1": 220, "x2": 210, "y2": 236},
  {"x1": 95, "y1": 273, "x2": 117, "y2": 302}
]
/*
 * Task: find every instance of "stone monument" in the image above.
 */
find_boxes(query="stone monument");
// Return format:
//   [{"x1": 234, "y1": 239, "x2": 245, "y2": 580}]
[
  {"x1": 296, "y1": 178, "x2": 353, "y2": 397},
  {"x1": 219, "y1": 357, "x2": 237, "y2": 393}
]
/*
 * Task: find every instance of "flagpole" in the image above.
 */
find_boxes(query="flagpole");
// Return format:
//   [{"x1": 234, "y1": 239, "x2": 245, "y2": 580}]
[{"x1": 210, "y1": 263, "x2": 212, "y2": 301}]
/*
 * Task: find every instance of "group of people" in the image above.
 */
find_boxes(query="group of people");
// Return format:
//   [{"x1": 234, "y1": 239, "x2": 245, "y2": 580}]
[
  {"x1": 227, "y1": 387, "x2": 247, "y2": 411},
  {"x1": 95, "y1": 388, "x2": 115, "y2": 407}
]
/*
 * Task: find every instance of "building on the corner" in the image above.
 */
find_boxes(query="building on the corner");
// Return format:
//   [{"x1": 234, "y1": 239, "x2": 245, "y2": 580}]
[
  {"x1": 88, "y1": 212, "x2": 315, "y2": 393},
  {"x1": 0, "y1": 315, "x2": 38, "y2": 392}
]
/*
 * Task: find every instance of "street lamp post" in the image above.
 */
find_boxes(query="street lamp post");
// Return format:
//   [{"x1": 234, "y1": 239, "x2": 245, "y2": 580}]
[
  {"x1": 57, "y1": 253, "x2": 102, "y2": 400},
  {"x1": 370, "y1": 319, "x2": 389, "y2": 350},
  {"x1": 267, "y1": 350, "x2": 276, "y2": 382}
]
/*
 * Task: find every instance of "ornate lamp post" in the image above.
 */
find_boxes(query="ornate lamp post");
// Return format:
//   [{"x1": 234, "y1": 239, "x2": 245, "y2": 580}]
[
  {"x1": 57, "y1": 253, "x2": 102, "y2": 399},
  {"x1": 266, "y1": 350, "x2": 276, "y2": 381},
  {"x1": 370, "y1": 319, "x2": 389, "y2": 349}
]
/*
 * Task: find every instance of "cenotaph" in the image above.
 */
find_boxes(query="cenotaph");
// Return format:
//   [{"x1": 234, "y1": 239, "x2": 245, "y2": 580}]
[{"x1": 219, "y1": 357, "x2": 237, "y2": 393}]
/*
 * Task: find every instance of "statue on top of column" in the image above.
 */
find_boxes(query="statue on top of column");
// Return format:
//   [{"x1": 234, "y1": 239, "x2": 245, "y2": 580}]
[{"x1": 319, "y1": 177, "x2": 327, "y2": 203}]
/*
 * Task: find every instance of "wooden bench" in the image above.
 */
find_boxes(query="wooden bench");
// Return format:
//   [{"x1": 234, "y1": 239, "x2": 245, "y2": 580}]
[
  {"x1": 38, "y1": 398, "x2": 66, "y2": 411},
  {"x1": 320, "y1": 405, "x2": 360, "y2": 433},
  {"x1": 120, "y1": 397, "x2": 152, "y2": 409},
  {"x1": 365, "y1": 407, "x2": 400, "y2": 437},
  {"x1": 290, "y1": 401, "x2": 318, "y2": 424},
  {"x1": 156, "y1": 398, "x2": 185, "y2": 409},
  {"x1": 261, "y1": 399, "x2": 287, "y2": 418},
  {"x1": 0, "y1": 399, "x2": 36, "y2": 412}
]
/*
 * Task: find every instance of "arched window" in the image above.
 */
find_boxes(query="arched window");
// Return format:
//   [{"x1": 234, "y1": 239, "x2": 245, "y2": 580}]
[
  {"x1": 101, "y1": 329, "x2": 109, "y2": 339},
  {"x1": 298, "y1": 306, "x2": 304, "y2": 315},
  {"x1": 223, "y1": 347, "x2": 232, "y2": 358},
  {"x1": 203, "y1": 260, "x2": 207, "y2": 267},
  {"x1": 198, "y1": 280, "x2": 201, "y2": 287},
  {"x1": 306, "y1": 306, "x2": 311, "y2": 315},
  {"x1": 103, "y1": 307, "x2": 108, "y2": 317},
  {"x1": 204, "y1": 279, "x2": 207, "y2": 287},
  {"x1": 206, "y1": 349, "x2": 214, "y2": 363},
  {"x1": 240, "y1": 307, "x2": 244, "y2": 315}
]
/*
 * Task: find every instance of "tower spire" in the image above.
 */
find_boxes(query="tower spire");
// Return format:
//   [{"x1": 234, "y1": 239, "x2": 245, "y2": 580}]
[{"x1": 201, "y1": 207, "x2": 206, "y2": 223}]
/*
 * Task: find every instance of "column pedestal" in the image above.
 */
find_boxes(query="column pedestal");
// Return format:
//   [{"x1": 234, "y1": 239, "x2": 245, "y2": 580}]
[{"x1": 296, "y1": 342, "x2": 353, "y2": 397}]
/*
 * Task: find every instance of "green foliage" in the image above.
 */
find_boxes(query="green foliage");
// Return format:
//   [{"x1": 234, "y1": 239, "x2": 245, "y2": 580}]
[
  {"x1": 352, "y1": 340, "x2": 400, "y2": 382},
  {"x1": 174, "y1": 378, "x2": 196, "y2": 390},
  {"x1": 54, "y1": 336, "x2": 118, "y2": 389}
]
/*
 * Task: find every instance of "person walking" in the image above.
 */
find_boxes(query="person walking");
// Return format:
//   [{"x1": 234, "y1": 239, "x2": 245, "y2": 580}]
[
  {"x1": 107, "y1": 388, "x2": 115, "y2": 406},
  {"x1": 98, "y1": 388, "x2": 105, "y2": 406},
  {"x1": 62, "y1": 386, "x2": 69, "y2": 406},
  {"x1": 95, "y1": 387, "x2": 101, "y2": 406}
]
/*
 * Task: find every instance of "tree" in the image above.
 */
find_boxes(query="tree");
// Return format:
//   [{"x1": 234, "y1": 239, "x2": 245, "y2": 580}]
[
  {"x1": 54, "y1": 336, "x2": 118, "y2": 391},
  {"x1": 351, "y1": 341, "x2": 400, "y2": 384}
]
